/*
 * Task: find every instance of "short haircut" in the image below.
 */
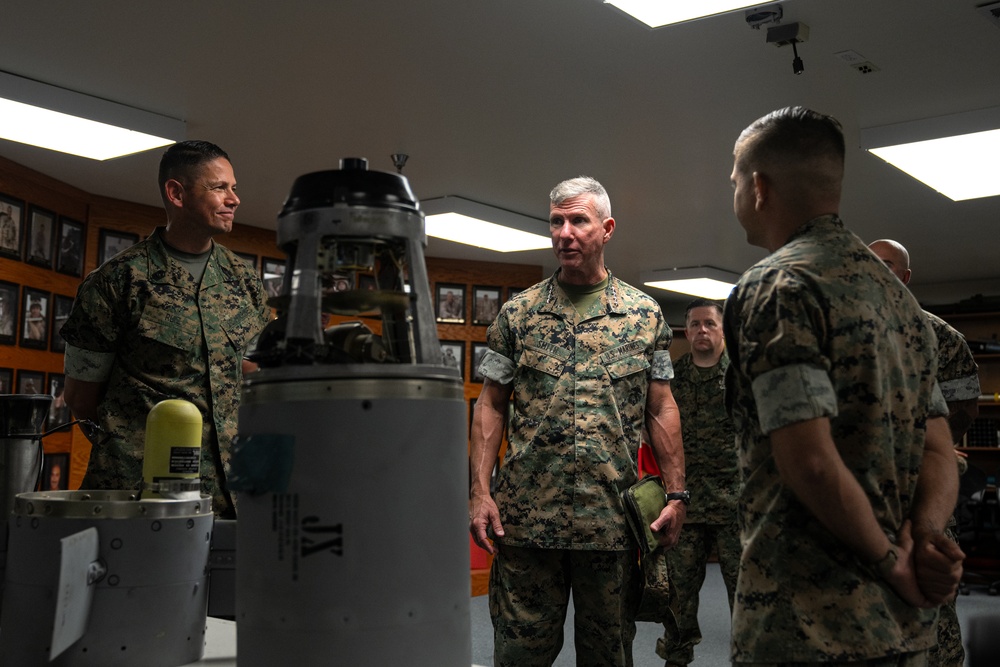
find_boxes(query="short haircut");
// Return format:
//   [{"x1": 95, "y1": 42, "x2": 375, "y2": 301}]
[
  {"x1": 735, "y1": 106, "x2": 844, "y2": 205},
  {"x1": 550, "y1": 176, "x2": 611, "y2": 219},
  {"x1": 685, "y1": 297, "x2": 723, "y2": 321},
  {"x1": 869, "y1": 239, "x2": 910, "y2": 271},
  {"x1": 158, "y1": 140, "x2": 231, "y2": 202}
]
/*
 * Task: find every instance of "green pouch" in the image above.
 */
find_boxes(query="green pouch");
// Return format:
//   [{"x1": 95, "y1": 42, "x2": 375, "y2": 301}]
[{"x1": 621, "y1": 475, "x2": 667, "y2": 556}]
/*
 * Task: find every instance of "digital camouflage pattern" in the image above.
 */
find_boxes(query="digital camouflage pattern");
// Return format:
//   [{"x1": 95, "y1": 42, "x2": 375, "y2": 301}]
[
  {"x1": 480, "y1": 270, "x2": 674, "y2": 551},
  {"x1": 657, "y1": 352, "x2": 740, "y2": 665},
  {"x1": 925, "y1": 313, "x2": 976, "y2": 667},
  {"x1": 925, "y1": 311, "x2": 980, "y2": 402},
  {"x1": 723, "y1": 215, "x2": 949, "y2": 663},
  {"x1": 61, "y1": 228, "x2": 269, "y2": 516},
  {"x1": 489, "y1": 544, "x2": 641, "y2": 667}
]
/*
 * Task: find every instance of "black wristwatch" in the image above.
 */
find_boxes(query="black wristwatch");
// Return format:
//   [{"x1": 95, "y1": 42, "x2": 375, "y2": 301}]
[{"x1": 666, "y1": 490, "x2": 691, "y2": 506}]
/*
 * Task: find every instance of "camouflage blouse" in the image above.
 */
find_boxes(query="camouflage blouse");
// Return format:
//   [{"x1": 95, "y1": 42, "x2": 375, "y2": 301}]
[
  {"x1": 671, "y1": 352, "x2": 738, "y2": 524},
  {"x1": 479, "y1": 271, "x2": 673, "y2": 550},
  {"x1": 61, "y1": 228, "x2": 269, "y2": 516},
  {"x1": 724, "y1": 215, "x2": 949, "y2": 662}
]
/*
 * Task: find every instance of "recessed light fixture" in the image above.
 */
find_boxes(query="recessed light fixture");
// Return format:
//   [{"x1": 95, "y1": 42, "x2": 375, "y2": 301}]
[
  {"x1": 421, "y1": 196, "x2": 550, "y2": 252},
  {"x1": 0, "y1": 70, "x2": 185, "y2": 161},
  {"x1": 642, "y1": 266, "x2": 741, "y2": 300},
  {"x1": 605, "y1": 0, "x2": 763, "y2": 28},
  {"x1": 861, "y1": 106, "x2": 1000, "y2": 201}
]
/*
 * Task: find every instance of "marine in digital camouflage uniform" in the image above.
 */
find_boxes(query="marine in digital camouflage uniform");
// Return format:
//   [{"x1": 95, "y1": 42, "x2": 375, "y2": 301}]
[
  {"x1": 655, "y1": 300, "x2": 740, "y2": 667},
  {"x1": 62, "y1": 141, "x2": 269, "y2": 518},
  {"x1": 869, "y1": 239, "x2": 981, "y2": 667},
  {"x1": 469, "y1": 177, "x2": 686, "y2": 667},
  {"x1": 724, "y1": 107, "x2": 963, "y2": 665}
]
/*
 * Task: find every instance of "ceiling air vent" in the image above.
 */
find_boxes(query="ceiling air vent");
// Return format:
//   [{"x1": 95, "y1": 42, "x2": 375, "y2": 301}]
[{"x1": 979, "y1": 1, "x2": 1000, "y2": 28}]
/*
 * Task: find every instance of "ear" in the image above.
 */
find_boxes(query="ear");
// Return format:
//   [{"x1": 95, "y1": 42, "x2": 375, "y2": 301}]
[
  {"x1": 751, "y1": 172, "x2": 768, "y2": 211},
  {"x1": 603, "y1": 216, "x2": 615, "y2": 243},
  {"x1": 163, "y1": 179, "x2": 185, "y2": 208}
]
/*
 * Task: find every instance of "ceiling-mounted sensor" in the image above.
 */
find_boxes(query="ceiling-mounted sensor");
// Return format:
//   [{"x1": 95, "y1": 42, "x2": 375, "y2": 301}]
[
  {"x1": 766, "y1": 21, "x2": 809, "y2": 46},
  {"x1": 745, "y1": 4, "x2": 783, "y2": 29}
]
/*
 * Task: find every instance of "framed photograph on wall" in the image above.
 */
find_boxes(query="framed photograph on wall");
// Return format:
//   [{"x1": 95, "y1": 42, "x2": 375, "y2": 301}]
[
  {"x1": 16, "y1": 369, "x2": 45, "y2": 395},
  {"x1": 55, "y1": 216, "x2": 86, "y2": 277},
  {"x1": 46, "y1": 373, "x2": 71, "y2": 430},
  {"x1": 50, "y1": 294, "x2": 74, "y2": 353},
  {"x1": 440, "y1": 340, "x2": 465, "y2": 380},
  {"x1": 20, "y1": 288, "x2": 50, "y2": 350},
  {"x1": 26, "y1": 205, "x2": 56, "y2": 269},
  {"x1": 435, "y1": 283, "x2": 466, "y2": 323},
  {"x1": 472, "y1": 285, "x2": 501, "y2": 325},
  {"x1": 262, "y1": 257, "x2": 285, "y2": 299},
  {"x1": 0, "y1": 193, "x2": 25, "y2": 260},
  {"x1": 471, "y1": 342, "x2": 489, "y2": 383},
  {"x1": 0, "y1": 280, "x2": 19, "y2": 345},
  {"x1": 0, "y1": 367, "x2": 13, "y2": 394},
  {"x1": 235, "y1": 251, "x2": 257, "y2": 270},
  {"x1": 41, "y1": 452, "x2": 70, "y2": 491},
  {"x1": 98, "y1": 228, "x2": 139, "y2": 265}
]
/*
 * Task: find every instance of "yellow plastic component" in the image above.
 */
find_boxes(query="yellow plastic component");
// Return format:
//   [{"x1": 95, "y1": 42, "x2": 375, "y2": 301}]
[{"x1": 141, "y1": 399, "x2": 203, "y2": 499}]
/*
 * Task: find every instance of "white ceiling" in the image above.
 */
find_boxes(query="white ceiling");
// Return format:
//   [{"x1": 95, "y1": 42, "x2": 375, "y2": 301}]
[{"x1": 2, "y1": 0, "x2": 999, "y2": 315}]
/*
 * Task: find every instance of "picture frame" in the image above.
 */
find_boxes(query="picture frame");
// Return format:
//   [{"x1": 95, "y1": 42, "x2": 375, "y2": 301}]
[
  {"x1": 470, "y1": 342, "x2": 489, "y2": 383},
  {"x1": 55, "y1": 216, "x2": 86, "y2": 277},
  {"x1": 506, "y1": 287, "x2": 526, "y2": 302},
  {"x1": 436, "y1": 283, "x2": 466, "y2": 324},
  {"x1": 262, "y1": 257, "x2": 285, "y2": 299},
  {"x1": 440, "y1": 340, "x2": 465, "y2": 380},
  {"x1": 98, "y1": 228, "x2": 139, "y2": 265},
  {"x1": 357, "y1": 273, "x2": 377, "y2": 292},
  {"x1": 0, "y1": 280, "x2": 18, "y2": 346},
  {"x1": 41, "y1": 452, "x2": 70, "y2": 491},
  {"x1": 0, "y1": 193, "x2": 25, "y2": 260},
  {"x1": 50, "y1": 294, "x2": 74, "y2": 353},
  {"x1": 25, "y1": 205, "x2": 56, "y2": 269},
  {"x1": 46, "y1": 372, "x2": 71, "y2": 430},
  {"x1": 0, "y1": 367, "x2": 13, "y2": 394},
  {"x1": 472, "y1": 285, "x2": 501, "y2": 326},
  {"x1": 20, "y1": 287, "x2": 50, "y2": 350},
  {"x1": 234, "y1": 251, "x2": 257, "y2": 270},
  {"x1": 16, "y1": 369, "x2": 45, "y2": 395}
]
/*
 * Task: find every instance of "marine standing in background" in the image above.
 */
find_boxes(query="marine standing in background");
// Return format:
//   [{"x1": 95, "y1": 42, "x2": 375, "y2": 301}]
[
  {"x1": 869, "y1": 238, "x2": 980, "y2": 667},
  {"x1": 469, "y1": 176, "x2": 686, "y2": 667},
  {"x1": 725, "y1": 106, "x2": 964, "y2": 665},
  {"x1": 655, "y1": 298, "x2": 740, "y2": 667},
  {"x1": 61, "y1": 140, "x2": 270, "y2": 518}
]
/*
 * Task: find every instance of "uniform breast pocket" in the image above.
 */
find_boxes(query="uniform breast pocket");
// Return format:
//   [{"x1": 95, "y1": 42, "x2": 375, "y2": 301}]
[
  {"x1": 133, "y1": 309, "x2": 203, "y2": 375},
  {"x1": 604, "y1": 352, "x2": 650, "y2": 416},
  {"x1": 513, "y1": 346, "x2": 567, "y2": 421}
]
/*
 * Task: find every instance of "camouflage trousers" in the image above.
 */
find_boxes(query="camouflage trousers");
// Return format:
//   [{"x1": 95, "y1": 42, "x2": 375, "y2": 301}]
[
  {"x1": 735, "y1": 649, "x2": 928, "y2": 667},
  {"x1": 655, "y1": 521, "x2": 741, "y2": 666},
  {"x1": 927, "y1": 527, "x2": 964, "y2": 667},
  {"x1": 489, "y1": 543, "x2": 641, "y2": 667}
]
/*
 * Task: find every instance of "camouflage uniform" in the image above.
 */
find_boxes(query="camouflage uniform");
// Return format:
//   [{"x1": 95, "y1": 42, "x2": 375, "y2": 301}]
[
  {"x1": 655, "y1": 352, "x2": 740, "y2": 666},
  {"x1": 924, "y1": 311, "x2": 979, "y2": 667},
  {"x1": 61, "y1": 227, "x2": 269, "y2": 517},
  {"x1": 479, "y1": 270, "x2": 674, "y2": 666},
  {"x1": 723, "y1": 215, "x2": 949, "y2": 663}
]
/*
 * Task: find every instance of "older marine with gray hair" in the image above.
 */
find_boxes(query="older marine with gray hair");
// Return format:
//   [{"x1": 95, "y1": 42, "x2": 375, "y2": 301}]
[{"x1": 469, "y1": 176, "x2": 686, "y2": 667}]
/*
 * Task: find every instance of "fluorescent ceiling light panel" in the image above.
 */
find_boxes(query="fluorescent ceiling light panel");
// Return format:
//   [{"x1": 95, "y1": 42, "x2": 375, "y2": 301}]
[
  {"x1": 0, "y1": 70, "x2": 185, "y2": 160},
  {"x1": 422, "y1": 196, "x2": 550, "y2": 252},
  {"x1": 861, "y1": 106, "x2": 1000, "y2": 201},
  {"x1": 642, "y1": 266, "x2": 741, "y2": 300},
  {"x1": 605, "y1": 0, "x2": 761, "y2": 27}
]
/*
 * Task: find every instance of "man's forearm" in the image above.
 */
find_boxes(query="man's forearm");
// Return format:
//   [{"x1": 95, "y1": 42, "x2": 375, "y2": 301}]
[
  {"x1": 469, "y1": 379, "x2": 509, "y2": 497},
  {"x1": 645, "y1": 381, "x2": 685, "y2": 492},
  {"x1": 911, "y1": 416, "x2": 960, "y2": 539}
]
